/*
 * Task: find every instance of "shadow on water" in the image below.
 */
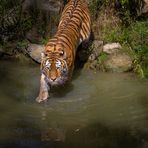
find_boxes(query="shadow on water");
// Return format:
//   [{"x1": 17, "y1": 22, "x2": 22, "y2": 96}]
[
  {"x1": 64, "y1": 123, "x2": 144, "y2": 148},
  {"x1": 50, "y1": 83, "x2": 74, "y2": 98},
  {"x1": 0, "y1": 122, "x2": 147, "y2": 148},
  {"x1": 0, "y1": 59, "x2": 148, "y2": 148},
  {"x1": 0, "y1": 60, "x2": 39, "y2": 103}
]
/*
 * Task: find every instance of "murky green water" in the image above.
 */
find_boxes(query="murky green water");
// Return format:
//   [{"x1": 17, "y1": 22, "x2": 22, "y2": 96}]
[{"x1": 0, "y1": 59, "x2": 148, "y2": 148}]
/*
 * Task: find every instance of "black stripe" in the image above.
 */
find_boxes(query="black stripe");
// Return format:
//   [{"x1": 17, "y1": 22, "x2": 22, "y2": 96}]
[
  {"x1": 62, "y1": 5, "x2": 74, "y2": 15},
  {"x1": 82, "y1": 22, "x2": 89, "y2": 34},
  {"x1": 65, "y1": 26, "x2": 78, "y2": 41},
  {"x1": 49, "y1": 39, "x2": 58, "y2": 43},
  {"x1": 72, "y1": 14, "x2": 82, "y2": 22},
  {"x1": 55, "y1": 37, "x2": 73, "y2": 50},
  {"x1": 84, "y1": 22, "x2": 90, "y2": 34},
  {"x1": 46, "y1": 43, "x2": 55, "y2": 47},
  {"x1": 76, "y1": 7, "x2": 89, "y2": 21},
  {"x1": 74, "y1": 11, "x2": 87, "y2": 22},
  {"x1": 58, "y1": 34, "x2": 74, "y2": 48},
  {"x1": 67, "y1": 23, "x2": 80, "y2": 38},
  {"x1": 69, "y1": 19, "x2": 80, "y2": 29},
  {"x1": 81, "y1": 24, "x2": 88, "y2": 38},
  {"x1": 74, "y1": 9, "x2": 89, "y2": 20},
  {"x1": 61, "y1": 33, "x2": 76, "y2": 49}
]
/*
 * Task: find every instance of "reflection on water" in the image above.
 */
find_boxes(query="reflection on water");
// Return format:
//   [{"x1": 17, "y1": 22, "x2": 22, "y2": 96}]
[{"x1": 0, "y1": 59, "x2": 148, "y2": 148}]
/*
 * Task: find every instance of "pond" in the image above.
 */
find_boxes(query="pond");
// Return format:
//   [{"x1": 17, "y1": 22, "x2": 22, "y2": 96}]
[{"x1": 0, "y1": 59, "x2": 147, "y2": 148}]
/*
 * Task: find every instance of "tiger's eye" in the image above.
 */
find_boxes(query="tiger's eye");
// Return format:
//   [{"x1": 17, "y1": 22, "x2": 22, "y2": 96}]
[
  {"x1": 59, "y1": 50, "x2": 64, "y2": 56},
  {"x1": 44, "y1": 53, "x2": 48, "y2": 56}
]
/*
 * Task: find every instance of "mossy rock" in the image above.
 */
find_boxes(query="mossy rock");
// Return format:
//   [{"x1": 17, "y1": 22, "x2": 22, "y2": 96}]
[{"x1": 103, "y1": 53, "x2": 133, "y2": 72}]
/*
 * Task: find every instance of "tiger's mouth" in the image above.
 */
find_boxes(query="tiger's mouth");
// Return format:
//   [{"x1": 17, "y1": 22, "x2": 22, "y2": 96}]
[{"x1": 45, "y1": 75, "x2": 68, "y2": 86}]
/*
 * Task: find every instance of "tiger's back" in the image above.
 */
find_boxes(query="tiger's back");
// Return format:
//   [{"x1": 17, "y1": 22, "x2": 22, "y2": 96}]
[
  {"x1": 36, "y1": 0, "x2": 91, "y2": 102},
  {"x1": 58, "y1": 0, "x2": 91, "y2": 44}
]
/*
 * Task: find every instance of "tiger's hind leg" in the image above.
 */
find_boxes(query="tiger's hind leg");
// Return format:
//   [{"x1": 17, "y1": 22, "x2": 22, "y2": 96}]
[
  {"x1": 76, "y1": 30, "x2": 93, "y2": 68},
  {"x1": 36, "y1": 74, "x2": 50, "y2": 103}
]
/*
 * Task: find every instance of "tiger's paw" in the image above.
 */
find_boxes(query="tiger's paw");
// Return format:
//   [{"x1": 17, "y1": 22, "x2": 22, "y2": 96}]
[{"x1": 36, "y1": 91, "x2": 49, "y2": 103}]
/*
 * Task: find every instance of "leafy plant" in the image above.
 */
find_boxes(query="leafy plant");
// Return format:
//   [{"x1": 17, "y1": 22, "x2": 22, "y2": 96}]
[
  {"x1": 41, "y1": 37, "x2": 49, "y2": 45},
  {"x1": 19, "y1": 17, "x2": 33, "y2": 32},
  {"x1": 16, "y1": 40, "x2": 29, "y2": 49},
  {"x1": 97, "y1": 52, "x2": 108, "y2": 64}
]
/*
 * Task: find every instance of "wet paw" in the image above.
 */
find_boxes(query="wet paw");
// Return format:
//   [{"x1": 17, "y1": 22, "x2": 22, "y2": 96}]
[{"x1": 36, "y1": 91, "x2": 49, "y2": 103}]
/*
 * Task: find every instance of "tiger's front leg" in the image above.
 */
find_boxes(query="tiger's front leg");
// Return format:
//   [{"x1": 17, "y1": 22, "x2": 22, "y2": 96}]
[{"x1": 36, "y1": 74, "x2": 50, "y2": 103}]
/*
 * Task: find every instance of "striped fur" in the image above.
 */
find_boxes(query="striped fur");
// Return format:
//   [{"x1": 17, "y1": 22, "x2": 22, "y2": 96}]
[{"x1": 36, "y1": 0, "x2": 91, "y2": 102}]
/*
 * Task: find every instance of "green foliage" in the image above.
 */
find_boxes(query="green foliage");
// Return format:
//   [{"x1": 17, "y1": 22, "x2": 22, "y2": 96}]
[
  {"x1": 129, "y1": 21, "x2": 147, "y2": 50},
  {"x1": 19, "y1": 17, "x2": 33, "y2": 32},
  {"x1": 88, "y1": 0, "x2": 102, "y2": 19},
  {"x1": 101, "y1": 19, "x2": 147, "y2": 44},
  {"x1": 16, "y1": 40, "x2": 29, "y2": 49},
  {"x1": 133, "y1": 58, "x2": 145, "y2": 78},
  {"x1": 89, "y1": 0, "x2": 142, "y2": 25},
  {"x1": 128, "y1": 20, "x2": 148, "y2": 78},
  {"x1": 90, "y1": 0, "x2": 147, "y2": 77},
  {"x1": 0, "y1": 0, "x2": 20, "y2": 10},
  {"x1": 101, "y1": 19, "x2": 148, "y2": 78},
  {"x1": 119, "y1": 0, "x2": 128, "y2": 5},
  {"x1": 97, "y1": 52, "x2": 108, "y2": 64},
  {"x1": 41, "y1": 37, "x2": 49, "y2": 45},
  {"x1": 88, "y1": 0, "x2": 115, "y2": 19}
]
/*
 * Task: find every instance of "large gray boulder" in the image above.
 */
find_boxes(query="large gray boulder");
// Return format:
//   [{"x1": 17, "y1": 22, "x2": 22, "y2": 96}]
[
  {"x1": 141, "y1": 0, "x2": 148, "y2": 16},
  {"x1": 104, "y1": 53, "x2": 133, "y2": 72},
  {"x1": 102, "y1": 43, "x2": 133, "y2": 72},
  {"x1": 103, "y1": 43, "x2": 121, "y2": 54},
  {"x1": 85, "y1": 42, "x2": 134, "y2": 72},
  {"x1": 26, "y1": 43, "x2": 44, "y2": 63}
]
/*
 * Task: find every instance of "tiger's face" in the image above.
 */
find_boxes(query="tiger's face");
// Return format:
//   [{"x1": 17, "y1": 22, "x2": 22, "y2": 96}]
[{"x1": 41, "y1": 45, "x2": 70, "y2": 86}]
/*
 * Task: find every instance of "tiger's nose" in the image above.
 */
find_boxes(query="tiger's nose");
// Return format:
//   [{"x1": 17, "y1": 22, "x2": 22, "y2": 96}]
[{"x1": 51, "y1": 76, "x2": 57, "y2": 81}]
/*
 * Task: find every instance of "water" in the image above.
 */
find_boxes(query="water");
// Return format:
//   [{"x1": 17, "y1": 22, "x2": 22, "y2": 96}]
[{"x1": 0, "y1": 59, "x2": 148, "y2": 148}]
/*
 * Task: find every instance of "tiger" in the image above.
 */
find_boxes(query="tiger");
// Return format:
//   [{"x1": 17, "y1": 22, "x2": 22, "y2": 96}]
[{"x1": 36, "y1": 0, "x2": 91, "y2": 102}]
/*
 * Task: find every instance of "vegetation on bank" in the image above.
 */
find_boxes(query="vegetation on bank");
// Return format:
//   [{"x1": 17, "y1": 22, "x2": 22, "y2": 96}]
[
  {"x1": 88, "y1": 0, "x2": 148, "y2": 78},
  {"x1": 0, "y1": 0, "x2": 148, "y2": 78}
]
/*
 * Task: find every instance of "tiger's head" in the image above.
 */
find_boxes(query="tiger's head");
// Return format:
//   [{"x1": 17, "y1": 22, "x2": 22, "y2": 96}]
[{"x1": 41, "y1": 44, "x2": 72, "y2": 86}]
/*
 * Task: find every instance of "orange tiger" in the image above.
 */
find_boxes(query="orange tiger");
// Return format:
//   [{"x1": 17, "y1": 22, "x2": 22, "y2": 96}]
[{"x1": 36, "y1": 0, "x2": 91, "y2": 102}]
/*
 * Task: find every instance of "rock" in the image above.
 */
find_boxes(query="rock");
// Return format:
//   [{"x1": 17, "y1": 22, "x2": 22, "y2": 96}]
[
  {"x1": 22, "y1": 0, "x2": 64, "y2": 41},
  {"x1": 104, "y1": 53, "x2": 133, "y2": 72},
  {"x1": 0, "y1": 42, "x2": 17, "y2": 56},
  {"x1": 143, "y1": 141, "x2": 148, "y2": 148},
  {"x1": 87, "y1": 40, "x2": 103, "y2": 62},
  {"x1": 89, "y1": 60, "x2": 98, "y2": 70},
  {"x1": 0, "y1": 47, "x2": 4, "y2": 52},
  {"x1": 26, "y1": 26, "x2": 42, "y2": 43},
  {"x1": 15, "y1": 53, "x2": 33, "y2": 64},
  {"x1": 92, "y1": 40, "x2": 103, "y2": 55},
  {"x1": 0, "y1": 47, "x2": 4, "y2": 57},
  {"x1": 103, "y1": 43, "x2": 121, "y2": 54},
  {"x1": 1, "y1": 6, "x2": 20, "y2": 33},
  {"x1": 86, "y1": 41, "x2": 134, "y2": 73},
  {"x1": 84, "y1": 60, "x2": 98, "y2": 70},
  {"x1": 142, "y1": 0, "x2": 148, "y2": 16},
  {"x1": 26, "y1": 44, "x2": 44, "y2": 63},
  {"x1": 88, "y1": 53, "x2": 96, "y2": 61}
]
